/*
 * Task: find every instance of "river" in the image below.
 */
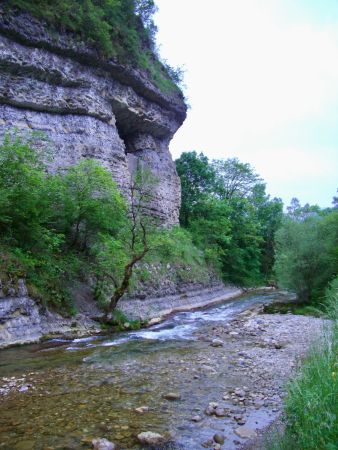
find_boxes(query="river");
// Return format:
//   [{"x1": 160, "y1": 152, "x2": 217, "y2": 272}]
[{"x1": 0, "y1": 291, "x2": 291, "y2": 450}]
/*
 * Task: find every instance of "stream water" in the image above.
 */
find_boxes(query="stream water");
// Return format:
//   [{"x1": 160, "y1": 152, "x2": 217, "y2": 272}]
[{"x1": 0, "y1": 291, "x2": 288, "y2": 450}]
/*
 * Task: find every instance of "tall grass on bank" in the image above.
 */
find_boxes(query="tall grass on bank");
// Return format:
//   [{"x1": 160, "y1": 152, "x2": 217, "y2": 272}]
[{"x1": 266, "y1": 279, "x2": 338, "y2": 450}]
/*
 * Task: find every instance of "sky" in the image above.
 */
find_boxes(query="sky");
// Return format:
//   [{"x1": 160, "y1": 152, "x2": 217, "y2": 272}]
[{"x1": 154, "y1": 0, "x2": 338, "y2": 207}]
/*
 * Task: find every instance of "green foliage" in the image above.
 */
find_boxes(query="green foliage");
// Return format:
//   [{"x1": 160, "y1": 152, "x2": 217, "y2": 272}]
[
  {"x1": 50, "y1": 159, "x2": 127, "y2": 251},
  {"x1": 265, "y1": 285, "x2": 338, "y2": 450},
  {"x1": 147, "y1": 226, "x2": 210, "y2": 283},
  {"x1": 274, "y1": 202, "x2": 338, "y2": 303},
  {"x1": 111, "y1": 309, "x2": 141, "y2": 331},
  {"x1": 175, "y1": 151, "x2": 283, "y2": 286},
  {"x1": 5, "y1": 0, "x2": 181, "y2": 91},
  {"x1": 0, "y1": 133, "x2": 126, "y2": 311}
]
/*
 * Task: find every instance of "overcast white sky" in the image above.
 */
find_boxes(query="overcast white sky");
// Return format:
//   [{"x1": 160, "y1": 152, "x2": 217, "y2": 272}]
[{"x1": 154, "y1": 0, "x2": 338, "y2": 207}]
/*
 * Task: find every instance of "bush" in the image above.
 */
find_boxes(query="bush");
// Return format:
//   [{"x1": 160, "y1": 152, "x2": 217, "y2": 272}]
[{"x1": 0, "y1": 134, "x2": 126, "y2": 311}]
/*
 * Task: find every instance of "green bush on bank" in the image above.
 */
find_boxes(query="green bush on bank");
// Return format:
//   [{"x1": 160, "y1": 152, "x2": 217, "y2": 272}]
[{"x1": 0, "y1": 133, "x2": 127, "y2": 311}]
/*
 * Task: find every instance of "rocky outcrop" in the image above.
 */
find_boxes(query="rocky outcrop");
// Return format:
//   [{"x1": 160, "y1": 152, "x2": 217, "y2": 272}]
[
  {"x1": 0, "y1": 8, "x2": 186, "y2": 224},
  {"x1": 0, "y1": 282, "x2": 242, "y2": 348}
]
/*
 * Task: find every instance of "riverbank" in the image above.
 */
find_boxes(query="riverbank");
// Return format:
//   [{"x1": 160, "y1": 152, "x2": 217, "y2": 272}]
[
  {"x1": 0, "y1": 292, "x2": 323, "y2": 449},
  {"x1": 0, "y1": 284, "x2": 243, "y2": 349}
]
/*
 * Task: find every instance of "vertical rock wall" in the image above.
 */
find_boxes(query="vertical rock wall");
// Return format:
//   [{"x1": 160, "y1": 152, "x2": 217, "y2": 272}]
[{"x1": 0, "y1": 10, "x2": 186, "y2": 224}]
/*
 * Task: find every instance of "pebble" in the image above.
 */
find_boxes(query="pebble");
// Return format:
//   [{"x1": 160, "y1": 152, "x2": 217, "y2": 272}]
[
  {"x1": 213, "y1": 433, "x2": 225, "y2": 444},
  {"x1": 191, "y1": 415, "x2": 202, "y2": 422},
  {"x1": 135, "y1": 406, "x2": 149, "y2": 413},
  {"x1": 234, "y1": 426, "x2": 257, "y2": 439},
  {"x1": 92, "y1": 438, "x2": 116, "y2": 450},
  {"x1": 214, "y1": 407, "x2": 227, "y2": 417},
  {"x1": 211, "y1": 339, "x2": 224, "y2": 347},
  {"x1": 163, "y1": 392, "x2": 181, "y2": 400},
  {"x1": 137, "y1": 431, "x2": 167, "y2": 445}
]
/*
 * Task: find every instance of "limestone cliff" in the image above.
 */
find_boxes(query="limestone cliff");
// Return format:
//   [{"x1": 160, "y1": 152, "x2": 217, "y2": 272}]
[{"x1": 0, "y1": 8, "x2": 187, "y2": 224}]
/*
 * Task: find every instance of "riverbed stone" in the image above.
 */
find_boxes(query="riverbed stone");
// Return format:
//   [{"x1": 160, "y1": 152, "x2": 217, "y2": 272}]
[
  {"x1": 135, "y1": 406, "x2": 149, "y2": 413},
  {"x1": 213, "y1": 433, "x2": 225, "y2": 444},
  {"x1": 234, "y1": 426, "x2": 257, "y2": 439},
  {"x1": 163, "y1": 392, "x2": 181, "y2": 400},
  {"x1": 191, "y1": 415, "x2": 202, "y2": 422},
  {"x1": 214, "y1": 407, "x2": 227, "y2": 417},
  {"x1": 137, "y1": 431, "x2": 167, "y2": 445},
  {"x1": 92, "y1": 438, "x2": 116, "y2": 450},
  {"x1": 211, "y1": 338, "x2": 224, "y2": 347},
  {"x1": 14, "y1": 441, "x2": 35, "y2": 450}
]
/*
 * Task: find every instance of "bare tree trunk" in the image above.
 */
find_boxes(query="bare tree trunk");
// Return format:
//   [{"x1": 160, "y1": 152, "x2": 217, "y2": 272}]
[{"x1": 105, "y1": 247, "x2": 148, "y2": 317}]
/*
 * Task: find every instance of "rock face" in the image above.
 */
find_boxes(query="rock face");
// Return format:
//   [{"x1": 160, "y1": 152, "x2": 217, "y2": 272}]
[
  {"x1": 0, "y1": 9, "x2": 187, "y2": 225},
  {"x1": 0, "y1": 293, "x2": 101, "y2": 348},
  {"x1": 0, "y1": 283, "x2": 242, "y2": 348}
]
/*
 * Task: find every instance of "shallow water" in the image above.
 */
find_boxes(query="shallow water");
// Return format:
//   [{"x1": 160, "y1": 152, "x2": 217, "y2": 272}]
[{"x1": 0, "y1": 291, "x2": 289, "y2": 450}]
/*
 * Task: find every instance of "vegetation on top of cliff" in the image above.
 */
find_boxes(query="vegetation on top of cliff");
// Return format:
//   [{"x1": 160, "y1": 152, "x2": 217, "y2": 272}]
[{"x1": 4, "y1": 0, "x2": 183, "y2": 92}]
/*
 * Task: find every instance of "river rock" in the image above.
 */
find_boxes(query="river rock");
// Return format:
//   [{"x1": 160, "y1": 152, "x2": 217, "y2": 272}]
[
  {"x1": 205, "y1": 402, "x2": 218, "y2": 416},
  {"x1": 163, "y1": 392, "x2": 181, "y2": 401},
  {"x1": 234, "y1": 388, "x2": 245, "y2": 398},
  {"x1": 135, "y1": 406, "x2": 149, "y2": 413},
  {"x1": 274, "y1": 341, "x2": 285, "y2": 349},
  {"x1": 14, "y1": 441, "x2": 35, "y2": 450},
  {"x1": 92, "y1": 438, "x2": 116, "y2": 450},
  {"x1": 211, "y1": 338, "x2": 224, "y2": 347},
  {"x1": 213, "y1": 433, "x2": 225, "y2": 444},
  {"x1": 214, "y1": 407, "x2": 227, "y2": 417},
  {"x1": 234, "y1": 426, "x2": 257, "y2": 439},
  {"x1": 137, "y1": 431, "x2": 167, "y2": 445},
  {"x1": 229, "y1": 331, "x2": 239, "y2": 337},
  {"x1": 191, "y1": 415, "x2": 202, "y2": 422}
]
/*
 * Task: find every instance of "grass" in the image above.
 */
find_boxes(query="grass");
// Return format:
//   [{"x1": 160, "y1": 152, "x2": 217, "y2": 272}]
[
  {"x1": 263, "y1": 301, "x2": 324, "y2": 317},
  {"x1": 265, "y1": 283, "x2": 338, "y2": 450}
]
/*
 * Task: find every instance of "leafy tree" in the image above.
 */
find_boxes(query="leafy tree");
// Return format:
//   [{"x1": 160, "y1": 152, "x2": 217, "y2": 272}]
[
  {"x1": 0, "y1": 134, "x2": 127, "y2": 310},
  {"x1": 176, "y1": 151, "x2": 217, "y2": 227},
  {"x1": 175, "y1": 151, "x2": 283, "y2": 286},
  {"x1": 92, "y1": 167, "x2": 158, "y2": 316},
  {"x1": 212, "y1": 157, "x2": 262, "y2": 200},
  {"x1": 49, "y1": 159, "x2": 126, "y2": 251},
  {"x1": 0, "y1": 133, "x2": 52, "y2": 250},
  {"x1": 274, "y1": 202, "x2": 338, "y2": 302},
  {"x1": 251, "y1": 184, "x2": 283, "y2": 280}
]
